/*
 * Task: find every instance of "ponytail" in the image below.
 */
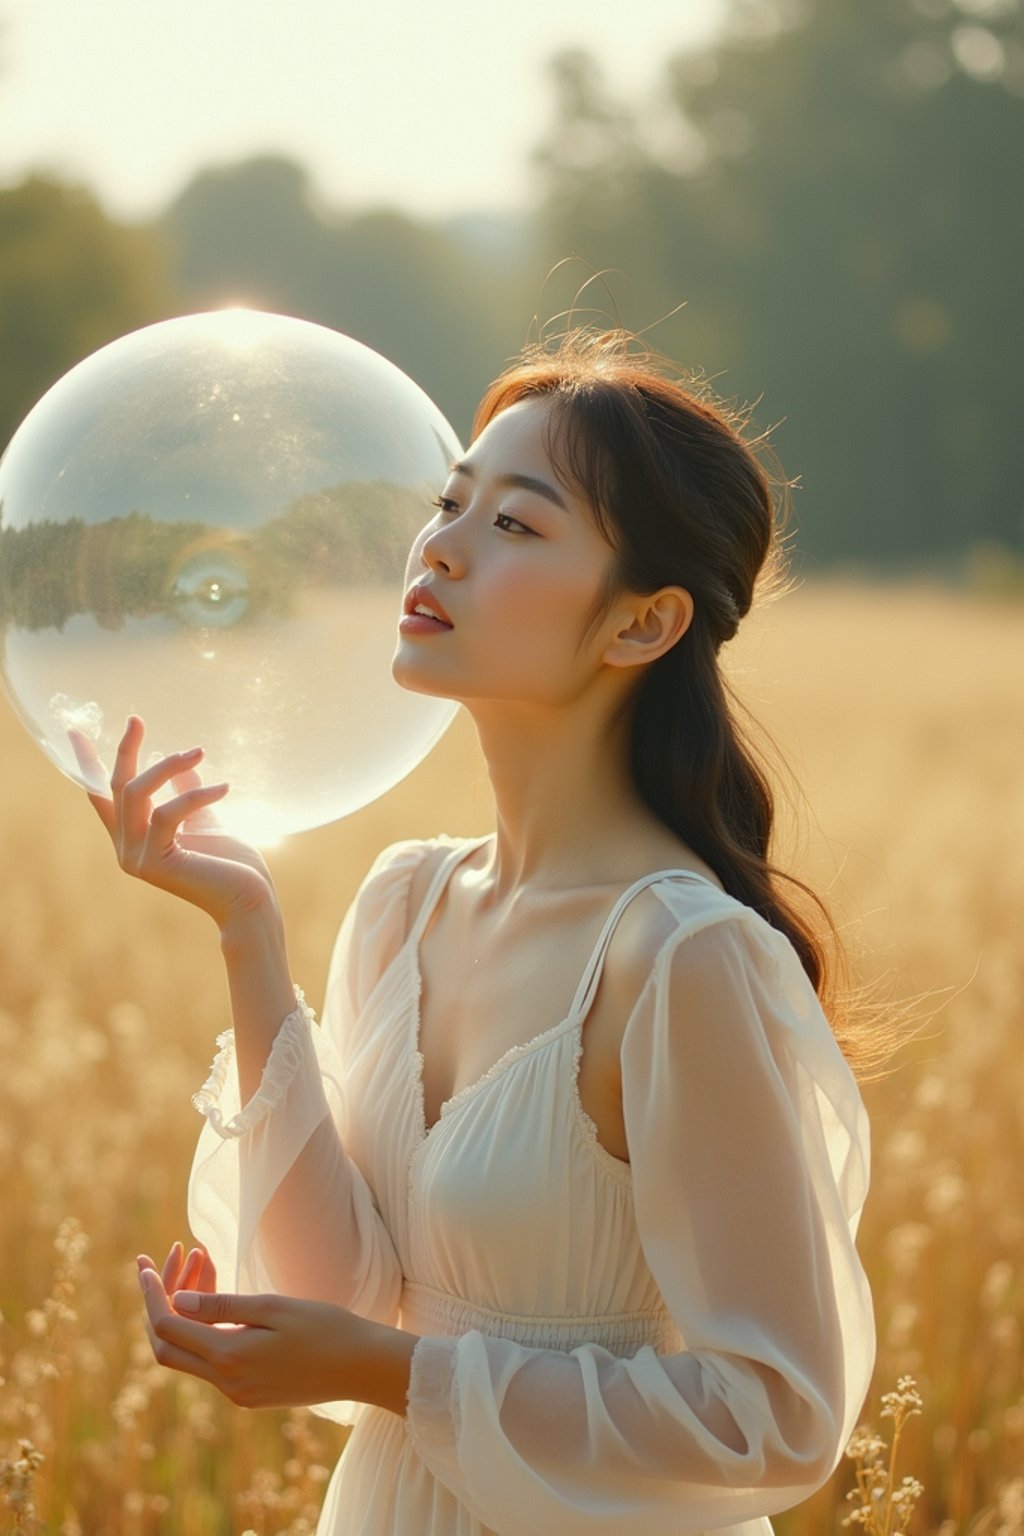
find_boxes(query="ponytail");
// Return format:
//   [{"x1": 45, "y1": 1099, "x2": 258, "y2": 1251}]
[{"x1": 632, "y1": 625, "x2": 827, "y2": 988}]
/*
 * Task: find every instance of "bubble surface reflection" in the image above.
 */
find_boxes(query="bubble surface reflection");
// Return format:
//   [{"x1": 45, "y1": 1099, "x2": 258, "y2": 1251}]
[{"x1": 0, "y1": 310, "x2": 459, "y2": 842}]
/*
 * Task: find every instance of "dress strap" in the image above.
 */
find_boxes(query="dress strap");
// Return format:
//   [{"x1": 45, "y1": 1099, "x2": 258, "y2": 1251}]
[
  {"x1": 566, "y1": 870, "x2": 718, "y2": 1024},
  {"x1": 406, "y1": 836, "x2": 492, "y2": 947}
]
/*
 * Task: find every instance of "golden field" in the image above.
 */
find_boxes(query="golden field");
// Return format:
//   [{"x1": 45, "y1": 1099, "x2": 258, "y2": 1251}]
[{"x1": 1, "y1": 581, "x2": 1022, "y2": 1534}]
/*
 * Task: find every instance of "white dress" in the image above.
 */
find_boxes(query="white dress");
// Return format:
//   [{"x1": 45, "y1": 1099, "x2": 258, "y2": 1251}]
[{"x1": 188, "y1": 835, "x2": 875, "y2": 1536}]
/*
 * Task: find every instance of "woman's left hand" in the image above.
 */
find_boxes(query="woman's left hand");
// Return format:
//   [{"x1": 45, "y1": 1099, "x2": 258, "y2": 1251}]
[{"x1": 136, "y1": 1254, "x2": 415, "y2": 1413}]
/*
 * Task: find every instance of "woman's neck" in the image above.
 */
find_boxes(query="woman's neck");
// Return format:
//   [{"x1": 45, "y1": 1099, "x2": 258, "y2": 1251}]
[{"x1": 465, "y1": 696, "x2": 670, "y2": 900}]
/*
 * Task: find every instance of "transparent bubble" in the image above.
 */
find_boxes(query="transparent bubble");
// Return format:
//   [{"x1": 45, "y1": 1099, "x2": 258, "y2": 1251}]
[{"x1": 0, "y1": 309, "x2": 460, "y2": 842}]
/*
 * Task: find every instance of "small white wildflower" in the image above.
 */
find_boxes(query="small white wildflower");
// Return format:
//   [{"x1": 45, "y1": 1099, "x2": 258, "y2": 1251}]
[
  {"x1": 892, "y1": 1476, "x2": 925, "y2": 1506},
  {"x1": 845, "y1": 1426, "x2": 887, "y2": 1463},
  {"x1": 881, "y1": 1375, "x2": 923, "y2": 1419}
]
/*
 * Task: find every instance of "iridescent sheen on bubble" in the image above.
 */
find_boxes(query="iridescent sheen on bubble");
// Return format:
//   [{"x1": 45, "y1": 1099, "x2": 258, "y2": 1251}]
[{"x1": 0, "y1": 310, "x2": 459, "y2": 842}]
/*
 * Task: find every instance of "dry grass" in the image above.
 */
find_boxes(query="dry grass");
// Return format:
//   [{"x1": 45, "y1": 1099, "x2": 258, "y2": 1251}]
[{"x1": 1, "y1": 581, "x2": 1021, "y2": 1534}]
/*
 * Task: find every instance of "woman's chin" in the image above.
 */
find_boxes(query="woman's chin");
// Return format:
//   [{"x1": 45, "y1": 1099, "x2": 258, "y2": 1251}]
[{"x1": 391, "y1": 654, "x2": 460, "y2": 702}]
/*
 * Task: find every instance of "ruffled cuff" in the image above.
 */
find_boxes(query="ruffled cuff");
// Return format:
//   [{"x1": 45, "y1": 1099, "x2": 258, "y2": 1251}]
[
  {"x1": 192, "y1": 987, "x2": 317, "y2": 1141},
  {"x1": 407, "y1": 1334, "x2": 462, "y2": 1481}
]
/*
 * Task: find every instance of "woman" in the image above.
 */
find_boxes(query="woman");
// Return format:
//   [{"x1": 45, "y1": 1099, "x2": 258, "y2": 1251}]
[{"x1": 86, "y1": 330, "x2": 875, "y2": 1535}]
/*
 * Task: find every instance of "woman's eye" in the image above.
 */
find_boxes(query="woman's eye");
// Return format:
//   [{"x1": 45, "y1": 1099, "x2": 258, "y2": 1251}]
[
  {"x1": 493, "y1": 513, "x2": 534, "y2": 535},
  {"x1": 429, "y1": 497, "x2": 533, "y2": 535}
]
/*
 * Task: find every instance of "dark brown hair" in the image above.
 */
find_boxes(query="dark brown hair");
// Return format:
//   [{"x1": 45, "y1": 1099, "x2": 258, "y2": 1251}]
[{"x1": 474, "y1": 329, "x2": 879, "y2": 1075}]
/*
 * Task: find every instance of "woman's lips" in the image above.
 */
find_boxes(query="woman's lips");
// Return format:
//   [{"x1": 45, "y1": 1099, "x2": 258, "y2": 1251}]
[
  {"x1": 401, "y1": 584, "x2": 453, "y2": 631},
  {"x1": 398, "y1": 612, "x2": 453, "y2": 634}
]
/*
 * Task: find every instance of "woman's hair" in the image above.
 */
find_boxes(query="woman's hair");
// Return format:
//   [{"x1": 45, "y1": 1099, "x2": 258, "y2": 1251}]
[{"x1": 474, "y1": 328, "x2": 885, "y2": 1077}]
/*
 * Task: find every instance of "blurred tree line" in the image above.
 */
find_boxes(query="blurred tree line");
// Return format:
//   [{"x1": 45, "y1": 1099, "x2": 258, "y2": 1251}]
[
  {"x1": 1, "y1": 0, "x2": 1020, "y2": 569},
  {"x1": 0, "y1": 482, "x2": 433, "y2": 633}
]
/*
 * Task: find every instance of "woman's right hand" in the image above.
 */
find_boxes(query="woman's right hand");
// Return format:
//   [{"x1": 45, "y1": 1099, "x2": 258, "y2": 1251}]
[{"x1": 73, "y1": 715, "x2": 279, "y2": 933}]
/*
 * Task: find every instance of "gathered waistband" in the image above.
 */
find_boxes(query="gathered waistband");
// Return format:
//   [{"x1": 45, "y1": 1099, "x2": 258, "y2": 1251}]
[{"x1": 400, "y1": 1280, "x2": 683, "y2": 1356}]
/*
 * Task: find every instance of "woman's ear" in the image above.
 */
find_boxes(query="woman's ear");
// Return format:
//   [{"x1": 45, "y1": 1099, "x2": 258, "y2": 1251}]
[{"x1": 602, "y1": 587, "x2": 694, "y2": 670}]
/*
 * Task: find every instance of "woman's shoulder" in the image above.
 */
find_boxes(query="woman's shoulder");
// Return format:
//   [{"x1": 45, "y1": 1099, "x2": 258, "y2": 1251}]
[
  {"x1": 360, "y1": 832, "x2": 479, "y2": 884},
  {"x1": 615, "y1": 868, "x2": 758, "y2": 950},
  {"x1": 353, "y1": 834, "x2": 484, "y2": 925},
  {"x1": 326, "y1": 836, "x2": 482, "y2": 1014},
  {"x1": 384, "y1": 831, "x2": 493, "y2": 911},
  {"x1": 602, "y1": 872, "x2": 795, "y2": 1018}
]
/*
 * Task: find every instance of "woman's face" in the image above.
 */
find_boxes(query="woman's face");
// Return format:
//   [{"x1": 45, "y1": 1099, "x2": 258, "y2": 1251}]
[{"x1": 393, "y1": 396, "x2": 622, "y2": 707}]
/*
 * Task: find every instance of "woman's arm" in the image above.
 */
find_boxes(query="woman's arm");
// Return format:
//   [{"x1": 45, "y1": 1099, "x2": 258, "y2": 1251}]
[
  {"x1": 220, "y1": 904, "x2": 297, "y2": 1105},
  {"x1": 186, "y1": 841, "x2": 430, "y2": 1333},
  {"x1": 81, "y1": 719, "x2": 405, "y2": 1331},
  {"x1": 197, "y1": 900, "x2": 404, "y2": 1316}
]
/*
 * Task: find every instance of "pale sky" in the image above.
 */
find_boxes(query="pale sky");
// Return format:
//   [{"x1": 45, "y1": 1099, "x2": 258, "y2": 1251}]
[{"x1": 0, "y1": 0, "x2": 726, "y2": 222}]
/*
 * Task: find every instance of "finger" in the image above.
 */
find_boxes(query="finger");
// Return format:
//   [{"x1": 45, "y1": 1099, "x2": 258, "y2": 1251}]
[
  {"x1": 128, "y1": 748, "x2": 208, "y2": 804},
  {"x1": 171, "y1": 1290, "x2": 276, "y2": 1328},
  {"x1": 143, "y1": 784, "x2": 230, "y2": 858},
  {"x1": 136, "y1": 1253, "x2": 158, "y2": 1275},
  {"x1": 111, "y1": 717, "x2": 148, "y2": 854},
  {"x1": 171, "y1": 766, "x2": 204, "y2": 792},
  {"x1": 183, "y1": 798, "x2": 226, "y2": 833},
  {"x1": 145, "y1": 1328, "x2": 222, "y2": 1385},
  {"x1": 197, "y1": 1248, "x2": 218, "y2": 1292},
  {"x1": 120, "y1": 748, "x2": 207, "y2": 853},
  {"x1": 177, "y1": 1247, "x2": 208, "y2": 1293},
  {"x1": 140, "y1": 1277, "x2": 222, "y2": 1382},
  {"x1": 177, "y1": 1247, "x2": 201, "y2": 1289},
  {"x1": 154, "y1": 1309, "x2": 246, "y2": 1360},
  {"x1": 141, "y1": 1268, "x2": 226, "y2": 1352},
  {"x1": 139, "y1": 1264, "x2": 174, "y2": 1328},
  {"x1": 110, "y1": 715, "x2": 145, "y2": 795},
  {"x1": 161, "y1": 1240, "x2": 185, "y2": 1292},
  {"x1": 172, "y1": 767, "x2": 227, "y2": 833},
  {"x1": 67, "y1": 728, "x2": 115, "y2": 814}
]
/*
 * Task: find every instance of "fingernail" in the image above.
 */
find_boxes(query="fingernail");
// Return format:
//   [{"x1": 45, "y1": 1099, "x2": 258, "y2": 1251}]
[
  {"x1": 139, "y1": 1270, "x2": 155, "y2": 1293},
  {"x1": 174, "y1": 1291, "x2": 201, "y2": 1311}
]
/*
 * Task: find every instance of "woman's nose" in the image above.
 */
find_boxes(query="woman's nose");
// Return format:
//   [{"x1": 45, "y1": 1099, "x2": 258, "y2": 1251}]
[{"x1": 419, "y1": 521, "x2": 465, "y2": 578}]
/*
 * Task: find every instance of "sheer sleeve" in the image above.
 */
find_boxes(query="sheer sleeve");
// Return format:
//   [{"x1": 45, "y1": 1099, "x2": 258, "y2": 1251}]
[
  {"x1": 187, "y1": 841, "x2": 426, "y2": 1343},
  {"x1": 406, "y1": 910, "x2": 874, "y2": 1535}
]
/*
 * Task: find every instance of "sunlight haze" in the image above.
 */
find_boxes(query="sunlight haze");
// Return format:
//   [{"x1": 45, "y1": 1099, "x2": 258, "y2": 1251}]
[{"x1": 0, "y1": 0, "x2": 726, "y2": 219}]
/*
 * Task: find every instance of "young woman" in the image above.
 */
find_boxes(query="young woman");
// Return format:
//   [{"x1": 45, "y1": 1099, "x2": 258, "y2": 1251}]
[{"x1": 86, "y1": 330, "x2": 875, "y2": 1535}]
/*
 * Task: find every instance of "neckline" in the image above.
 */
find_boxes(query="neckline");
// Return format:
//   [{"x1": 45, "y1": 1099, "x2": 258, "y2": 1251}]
[
  {"x1": 404, "y1": 837, "x2": 721, "y2": 1140},
  {"x1": 415, "y1": 1004, "x2": 580, "y2": 1136}
]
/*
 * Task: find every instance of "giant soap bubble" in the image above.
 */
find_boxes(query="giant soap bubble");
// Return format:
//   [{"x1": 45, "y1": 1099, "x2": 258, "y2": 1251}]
[{"x1": 0, "y1": 310, "x2": 460, "y2": 842}]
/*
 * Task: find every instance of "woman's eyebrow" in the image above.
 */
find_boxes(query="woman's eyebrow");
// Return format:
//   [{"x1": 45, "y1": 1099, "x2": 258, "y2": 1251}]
[{"x1": 449, "y1": 460, "x2": 569, "y2": 511}]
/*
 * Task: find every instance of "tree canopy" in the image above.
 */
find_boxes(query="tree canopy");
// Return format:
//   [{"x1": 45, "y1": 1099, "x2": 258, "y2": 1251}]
[
  {"x1": 0, "y1": 177, "x2": 175, "y2": 453},
  {"x1": 531, "y1": 0, "x2": 1024, "y2": 564}
]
